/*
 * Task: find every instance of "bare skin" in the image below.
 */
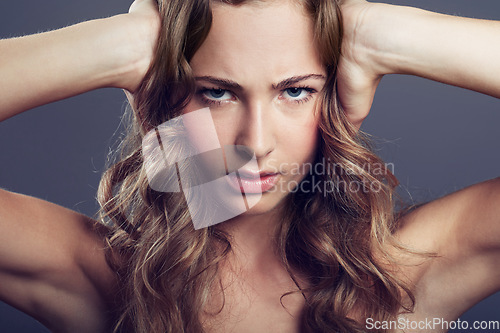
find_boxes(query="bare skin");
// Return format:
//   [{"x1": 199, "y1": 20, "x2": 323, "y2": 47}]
[{"x1": 1, "y1": 0, "x2": 500, "y2": 332}]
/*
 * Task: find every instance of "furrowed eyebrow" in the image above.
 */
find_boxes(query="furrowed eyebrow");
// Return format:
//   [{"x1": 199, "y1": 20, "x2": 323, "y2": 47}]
[
  {"x1": 195, "y1": 76, "x2": 243, "y2": 90},
  {"x1": 272, "y1": 74, "x2": 326, "y2": 90},
  {"x1": 195, "y1": 74, "x2": 326, "y2": 91}
]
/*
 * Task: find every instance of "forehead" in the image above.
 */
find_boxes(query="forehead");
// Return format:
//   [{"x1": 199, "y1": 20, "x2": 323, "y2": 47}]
[{"x1": 190, "y1": 1, "x2": 324, "y2": 82}]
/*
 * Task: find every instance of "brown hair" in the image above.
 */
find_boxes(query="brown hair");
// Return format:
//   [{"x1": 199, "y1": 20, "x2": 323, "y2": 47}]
[{"x1": 97, "y1": 0, "x2": 417, "y2": 331}]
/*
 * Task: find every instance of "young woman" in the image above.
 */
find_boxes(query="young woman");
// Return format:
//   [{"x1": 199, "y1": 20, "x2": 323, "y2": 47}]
[{"x1": 1, "y1": 0, "x2": 499, "y2": 332}]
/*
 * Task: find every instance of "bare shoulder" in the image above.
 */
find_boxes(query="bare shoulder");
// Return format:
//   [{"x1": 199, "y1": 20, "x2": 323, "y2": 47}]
[
  {"x1": 0, "y1": 189, "x2": 117, "y2": 332},
  {"x1": 391, "y1": 177, "x2": 500, "y2": 322}
]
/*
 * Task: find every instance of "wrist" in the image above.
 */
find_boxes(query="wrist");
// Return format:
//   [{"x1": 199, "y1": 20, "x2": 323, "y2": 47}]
[
  {"x1": 102, "y1": 14, "x2": 158, "y2": 92},
  {"x1": 348, "y1": 3, "x2": 426, "y2": 77}
]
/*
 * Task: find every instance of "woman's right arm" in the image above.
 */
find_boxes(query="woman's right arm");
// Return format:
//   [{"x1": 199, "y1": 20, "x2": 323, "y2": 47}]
[
  {"x1": 0, "y1": 190, "x2": 118, "y2": 332},
  {"x1": 0, "y1": 0, "x2": 159, "y2": 121},
  {"x1": 0, "y1": 1, "x2": 159, "y2": 331}
]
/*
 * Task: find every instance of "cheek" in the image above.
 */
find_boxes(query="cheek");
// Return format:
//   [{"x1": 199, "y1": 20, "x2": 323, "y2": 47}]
[
  {"x1": 181, "y1": 107, "x2": 221, "y2": 153},
  {"x1": 182, "y1": 100, "x2": 237, "y2": 146},
  {"x1": 284, "y1": 115, "x2": 320, "y2": 162},
  {"x1": 210, "y1": 115, "x2": 239, "y2": 145}
]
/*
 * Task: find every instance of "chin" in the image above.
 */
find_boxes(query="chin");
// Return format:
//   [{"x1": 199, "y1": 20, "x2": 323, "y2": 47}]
[{"x1": 241, "y1": 192, "x2": 289, "y2": 216}]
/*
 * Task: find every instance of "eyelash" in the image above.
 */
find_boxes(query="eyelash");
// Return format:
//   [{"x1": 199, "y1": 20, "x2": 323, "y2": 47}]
[
  {"x1": 196, "y1": 86, "x2": 317, "y2": 106},
  {"x1": 197, "y1": 88, "x2": 234, "y2": 106}
]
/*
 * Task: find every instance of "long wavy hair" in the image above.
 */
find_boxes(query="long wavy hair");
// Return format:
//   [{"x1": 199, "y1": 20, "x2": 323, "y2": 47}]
[{"x1": 97, "y1": 0, "x2": 419, "y2": 331}]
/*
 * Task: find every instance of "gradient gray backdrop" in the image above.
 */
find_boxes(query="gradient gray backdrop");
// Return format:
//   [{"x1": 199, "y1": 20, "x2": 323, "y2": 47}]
[{"x1": 1, "y1": 1, "x2": 499, "y2": 332}]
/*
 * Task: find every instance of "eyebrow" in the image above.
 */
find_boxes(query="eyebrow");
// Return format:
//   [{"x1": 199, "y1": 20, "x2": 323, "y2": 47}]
[
  {"x1": 272, "y1": 74, "x2": 326, "y2": 90},
  {"x1": 194, "y1": 74, "x2": 326, "y2": 90},
  {"x1": 195, "y1": 76, "x2": 243, "y2": 90}
]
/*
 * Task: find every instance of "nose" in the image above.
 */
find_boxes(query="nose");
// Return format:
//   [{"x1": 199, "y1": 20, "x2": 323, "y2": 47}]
[{"x1": 234, "y1": 101, "x2": 276, "y2": 159}]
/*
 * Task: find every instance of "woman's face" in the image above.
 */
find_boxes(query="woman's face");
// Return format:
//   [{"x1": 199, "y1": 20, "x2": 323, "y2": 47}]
[{"x1": 183, "y1": 0, "x2": 326, "y2": 218}]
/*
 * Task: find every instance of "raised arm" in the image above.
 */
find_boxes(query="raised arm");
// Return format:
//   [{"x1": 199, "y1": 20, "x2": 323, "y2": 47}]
[
  {"x1": 337, "y1": 1, "x2": 500, "y2": 325},
  {"x1": 338, "y1": 0, "x2": 500, "y2": 125},
  {"x1": 0, "y1": 1, "x2": 159, "y2": 331},
  {"x1": 0, "y1": 0, "x2": 158, "y2": 121}
]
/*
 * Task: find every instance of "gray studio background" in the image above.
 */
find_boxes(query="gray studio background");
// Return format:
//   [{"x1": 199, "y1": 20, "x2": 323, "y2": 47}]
[{"x1": 0, "y1": 0, "x2": 499, "y2": 332}]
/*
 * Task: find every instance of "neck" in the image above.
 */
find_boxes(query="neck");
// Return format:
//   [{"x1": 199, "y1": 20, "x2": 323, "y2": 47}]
[{"x1": 217, "y1": 201, "x2": 287, "y2": 276}]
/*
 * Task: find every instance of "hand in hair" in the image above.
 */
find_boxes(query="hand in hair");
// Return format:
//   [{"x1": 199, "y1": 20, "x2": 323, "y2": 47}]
[
  {"x1": 337, "y1": 0, "x2": 500, "y2": 129},
  {"x1": 0, "y1": 0, "x2": 160, "y2": 121},
  {"x1": 337, "y1": 0, "x2": 380, "y2": 129},
  {"x1": 125, "y1": 0, "x2": 161, "y2": 92}
]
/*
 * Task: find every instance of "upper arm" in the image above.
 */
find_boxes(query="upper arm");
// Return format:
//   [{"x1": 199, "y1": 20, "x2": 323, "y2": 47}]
[
  {"x1": 394, "y1": 177, "x2": 500, "y2": 319},
  {"x1": 0, "y1": 189, "x2": 116, "y2": 331}
]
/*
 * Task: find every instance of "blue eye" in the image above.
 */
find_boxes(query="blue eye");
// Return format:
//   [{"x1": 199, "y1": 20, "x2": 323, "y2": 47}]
[
  {"x1": 282, "y1": 87, "x2": 316, "y2": 104},
  {"x1": 285, "y1": 88, "x2": 304, "y2": 98},
  {"x1": 203, "y1": 88, "x2": 232, "y2": 101},
  {"x1": 198, "y1": 88, "x2": 234, "y2": 106},
  {"x1": 208, "y1": 89, "x2": 226, "y2": 99}
]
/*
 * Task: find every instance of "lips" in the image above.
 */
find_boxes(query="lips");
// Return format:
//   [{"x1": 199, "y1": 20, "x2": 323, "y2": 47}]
[
  {"x1": 237, "y1": 169, "x2": 268, "y2": 178},
  {"x1": 226, "y1": 170, "x2": 280, "y2": 193}
]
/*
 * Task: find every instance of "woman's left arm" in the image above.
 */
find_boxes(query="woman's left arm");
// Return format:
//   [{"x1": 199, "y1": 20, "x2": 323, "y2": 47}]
[
  {"x1": 338, "y1": 0, "x2": 500, "y2": 125},
  {"x1": 338, "y1": 0, "x2": 500, "y2": 320}
]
